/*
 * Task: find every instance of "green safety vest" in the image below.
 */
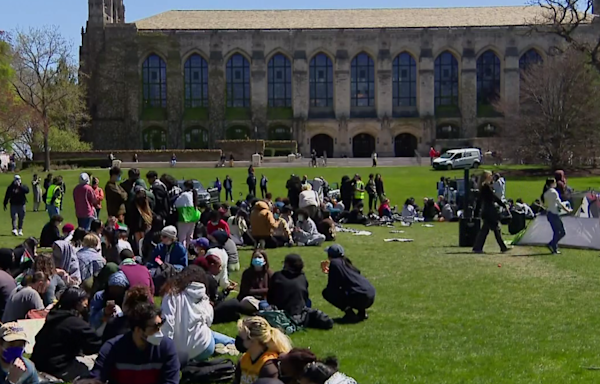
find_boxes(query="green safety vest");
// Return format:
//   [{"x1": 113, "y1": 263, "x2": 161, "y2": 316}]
[
  {"x1": 46, "y1": 185, "x2": 62, "y2": 206},
  {"x1": 354, "y1": 180, "x2": 365, "y2": 200}
]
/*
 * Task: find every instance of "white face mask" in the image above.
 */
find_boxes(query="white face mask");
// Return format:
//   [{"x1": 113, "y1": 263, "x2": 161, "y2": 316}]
[{"x1": 146, "y1": 330, "x2": 164, "y2": 346}]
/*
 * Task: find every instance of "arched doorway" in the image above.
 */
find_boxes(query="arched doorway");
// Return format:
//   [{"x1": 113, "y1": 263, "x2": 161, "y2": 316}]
[
  {"x1": 226, "y1": 126, "x2": 250, "y2": 140},
  {"x1": 352, "y1": 133, "x2": 375, "y2": 158},
  {"x1": 394, "y1": 133, "x2": 418, "y2": 157},
  {"x1": 310, "y1": 134, "x2": 334, "y2": 158},
  {"x1": 142, "y1": 127, "x2": 167, "y2": 150},
  {"x1": 184, "y1": 127, "x2": 209, "y2": 149}
]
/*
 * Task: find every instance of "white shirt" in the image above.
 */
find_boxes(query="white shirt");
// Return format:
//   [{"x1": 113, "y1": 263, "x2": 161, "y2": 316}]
[
  {"x1": 493, "y1": 177, "x2": 506, "y2": 201},
  {"x1": 401, "y1": 204, "x2": 417, "y2": 218},
  {"x1": 299, "y1": 190, "x2": 319, "y2": 208},
  {"x1": 206, "y1": 248, "x2": 229, "y2": 289},
  {"x1": 544, "y1": 188, "x2": 562, "y2": 215}
]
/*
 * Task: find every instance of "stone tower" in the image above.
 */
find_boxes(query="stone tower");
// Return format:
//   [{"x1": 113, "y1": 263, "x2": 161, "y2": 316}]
[{"x1": 88, "y1": 0, "x2": 125, "y2": 25}]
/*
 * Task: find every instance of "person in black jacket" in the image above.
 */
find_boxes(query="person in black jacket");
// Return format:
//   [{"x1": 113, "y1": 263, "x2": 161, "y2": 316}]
[
  {"x1": 268, "y1": 254, "x2": 309, "y2": 317},
  {"x1": 286, "y1": 175, "x2": 302, "y2": 210},
  {"x1": 472, "y1": 170, "x2": 510, "y2": 253},
  {"x1": 375, "y1": 173, "x2": 385, "y2": 202},
  {"x1": 247, "y1": 170, "x2": 257, "y2": 198},
  {"x1": 3, "y1": 175, "x2": 30, "y2": 237},
  {"x1": 321, "y1": 244, "x2": 375, "y2": 323},
  {"x1": 146, "y1": 171, "x2": 169, "y2": 222},
  {"x1": 31, "y1": 287, "x2": 102, "y2": 381},
  {"x1": 39, "y1": 215, "x2": 64, "y2": 247},
  {"x1": 339, "y1": 176, "x2": 352, "y2": 212}
]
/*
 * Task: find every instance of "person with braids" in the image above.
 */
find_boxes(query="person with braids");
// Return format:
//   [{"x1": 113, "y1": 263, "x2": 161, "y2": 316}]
[
  {"x1": 299, "y1": 357, "x2": 357, "y2": 384},
  {"x1": 31, "y1": 287, "x2": 101, "y2": 381},
  {"x1": 160, "y1": 265, "x2": 235, "y2": 364},
  {"x1": 321, "y1": 244, "x2": 375, "y2": 324},
  {"x1": 233, "y1": 316, "x2": 292, "y2": 384}
]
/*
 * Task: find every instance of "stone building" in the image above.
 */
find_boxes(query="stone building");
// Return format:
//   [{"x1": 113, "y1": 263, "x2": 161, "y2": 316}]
[{"x1": 79, "y1": 1, "x2": 599, "y2": 157}]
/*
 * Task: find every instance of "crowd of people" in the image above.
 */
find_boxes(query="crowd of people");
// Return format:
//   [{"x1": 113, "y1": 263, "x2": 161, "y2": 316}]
[{"x1": 0, "y1": 166, "x2": 379, "y2": 384}]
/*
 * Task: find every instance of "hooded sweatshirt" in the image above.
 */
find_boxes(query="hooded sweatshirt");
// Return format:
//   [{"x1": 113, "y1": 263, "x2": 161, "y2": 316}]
[
  {"x1": 31, "y1": 309, "x2": 102, "y2": 376},
  {"x1": 161, "y1": 282, "x2": 214, "y2": 363},
  {"x1": 54, "y1": 240, "x2": 82, "y2": 284},
  {"x1": 73, "y1": 173, "x2": 98, "y2": 218},
  {"x1": 267, "y1": 269, "x2": 309, "y2": 316},
  {"x1": 250, "y1": 201, "x2": 278, "y2": 237},
  {"x1": 174, "y1": 190, "x2": 200, "y2": 223}
]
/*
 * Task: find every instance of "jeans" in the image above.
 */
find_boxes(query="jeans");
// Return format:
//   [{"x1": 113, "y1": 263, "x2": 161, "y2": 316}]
[
  {"x1": 47, "y1": 204, "x2": 60, "y2": 219},
  {"x1": 225, "y1": 189, "x2": 233, "y2": 201},
  {"x1": 10, "y1": 205, "x2": 25, "y2": 231},
  {"x1": 95, "y1": 208, "x2": 101, "y2": 218},
  {"x1": 194, "y1": 331, "x2": 236, "y2": 361},
  {"x1": 78, "y1": 217, "x2": 94, "y2": 230},
  {"x1": 547, "y1": 212, "x2": 566, "y2": 251}
]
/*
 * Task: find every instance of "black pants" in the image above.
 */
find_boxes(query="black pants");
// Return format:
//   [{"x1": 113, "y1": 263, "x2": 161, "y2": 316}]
[
  {"x1": 342, "y1": 197, "x2": 352, "y2": 212},
  {"x1": 368, "y1": 194, "x2": 377, "y2": 212},
  {"x1": 472, "y1": 218, "x2": 507, "y2": 252},
  {"x1": 254, "y1": 235, "x2": 278, "y2": 249},
  {"x1": 353, "y1": 198, "x2": 363, "y2": 210},
  {"x1": 56, "y1": 360, "x2": 91, "y2": 382},
  {"x1": 260, "y1": 186, "x2": 267, "y2": 198},
  {"x1": 248, "y1": 185, "x2": 256, "y2": 197},
  {"x1": 322, "y1": 287, "x2": 374, "y2": 312},
  {"x1": 225, "y1": 189, "x2": 233, "y2": 201},
  {"x1": 213, "y1": 299, "x2": 242, "y2": 324}
]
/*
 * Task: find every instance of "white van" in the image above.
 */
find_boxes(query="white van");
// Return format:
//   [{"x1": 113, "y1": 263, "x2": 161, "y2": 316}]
[{"x1": 432, "y1": 148, "x2": 482, "y2": 170}]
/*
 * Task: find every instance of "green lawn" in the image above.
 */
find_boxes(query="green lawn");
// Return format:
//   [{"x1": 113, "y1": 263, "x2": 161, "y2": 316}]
[{"x1": 3, "y1": 166, "x2": 600, "y2": 383}]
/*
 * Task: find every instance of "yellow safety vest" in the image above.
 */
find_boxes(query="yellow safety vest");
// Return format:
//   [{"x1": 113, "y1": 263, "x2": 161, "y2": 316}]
[
  {"x1": 46, "y1": 185, "x2": 62, "y2": 207},
  {"x1": 354, "y1": 180, "x2": 365, "y2": 200}
]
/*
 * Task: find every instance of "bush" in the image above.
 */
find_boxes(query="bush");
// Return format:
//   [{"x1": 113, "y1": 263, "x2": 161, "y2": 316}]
[{"x1": 22, "y1": 158, "x2": 108, "y2": 170}]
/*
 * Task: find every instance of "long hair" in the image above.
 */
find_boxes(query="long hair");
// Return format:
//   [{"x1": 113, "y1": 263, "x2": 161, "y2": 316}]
[
  {"x1": 122, "y1": 286, "x2": 152, "y2": 315},
  {"x1": 72, "y1": 228, "x2": 88, "y2": 248},
  {"x1": 541, "y1": 178, "x2": 556, "y2": 203},
  {"x1": 237, "y1": 316, "x2": 292, "y2": 354},
  {"x1": 33, "y1": 253, "x2": 56, "y2": 277},
  {"x1": 54, "y1": 287, "x2": 88, "y2": 312},
  {"x1": 478, "y1": 170, "x2": 493, "y2": 190},
  {"x1": 250, "y1": 249, "x2": 270, "y2": 272},
  {"x1": 135, "y1": 190, "x2": 153, "y2": 228},
  {"x1": 161, "y1": 265, "x2": 208, "y2": 296}
]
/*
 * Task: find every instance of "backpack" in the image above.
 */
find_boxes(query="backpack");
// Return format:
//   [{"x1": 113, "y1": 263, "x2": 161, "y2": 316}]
[
  {"x1": 259, "y1": 309, "x2": 298, "y2": 335},
  {"x1": 151, "y1": 263, "x2": 179, "y2": 294},
  {"x1": 180, "y1": 358, "x2": 236, "y2": 384}
]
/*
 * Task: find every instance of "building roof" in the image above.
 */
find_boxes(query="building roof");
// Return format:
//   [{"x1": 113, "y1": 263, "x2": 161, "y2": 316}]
[{"x1": 134, "y1": 6, "x2": 557, "y2": 31}]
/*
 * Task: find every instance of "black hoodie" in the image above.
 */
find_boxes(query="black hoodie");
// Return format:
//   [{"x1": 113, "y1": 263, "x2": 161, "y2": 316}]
[
  {"x1": 267, "y1": 269, "x2": 309, "y2": 316},
  {"x1": 31, "y1": 309, "x2": 102, "y2": 376}
]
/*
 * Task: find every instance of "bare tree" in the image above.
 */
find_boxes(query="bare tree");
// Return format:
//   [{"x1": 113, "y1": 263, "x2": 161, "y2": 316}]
[
  {"x1": 496, "y1": 50, "x2": 600, "y2": 169},
  {"x1": 10, "y1": 27, "x2": 88, "y2": 170},
  {"x1": 531, "y1": 0, "x2": 600, "y2": 72}
]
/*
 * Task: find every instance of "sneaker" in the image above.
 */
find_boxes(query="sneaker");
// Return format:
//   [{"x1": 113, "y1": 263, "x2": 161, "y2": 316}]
[
  {"x1": 341, "y1": 309, "x2": 360, "y2": 324},
  {"x1": 501, "y1": 246, "x2": 513, "y2": 253},
  {"x1": 546, "y1": 244, "x2": 558, "y2": 254},
  {"x1": 11, "y1": 229, "x2": 17, "y2": 236},
  {"x1": 472, "y1": 249, "x2": 484, "y2": 254},
  {"x1": 18, "y1": 230, "x2": 23, "y2": 236}
]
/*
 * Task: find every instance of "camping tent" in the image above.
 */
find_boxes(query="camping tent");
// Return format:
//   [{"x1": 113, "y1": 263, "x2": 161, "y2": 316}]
[{"x1": 513, "y1": 191, "x2": 600, "y2": 250}]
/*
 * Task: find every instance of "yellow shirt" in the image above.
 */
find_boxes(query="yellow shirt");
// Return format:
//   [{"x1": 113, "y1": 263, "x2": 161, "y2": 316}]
[{"x1": 239, "y1": 351, "x2": 280, "y2": 384}]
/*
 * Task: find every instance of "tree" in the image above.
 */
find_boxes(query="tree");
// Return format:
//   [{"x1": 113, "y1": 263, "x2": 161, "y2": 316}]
[
  {"x1": 0, "y1": 31, "x2": 12, "y2": 84},
  {"x1": 531, "y1": 0, "x2": 600, "y2": 72},
  {"x1": 495, "y1": 51, "x2": 600, "y2": 169},
  {"x1": 9, "y1": 27, "x2": 89, "y2": 170},
  {"x1": 0, "y1": 87, "x2": 32, "y2": 152}
]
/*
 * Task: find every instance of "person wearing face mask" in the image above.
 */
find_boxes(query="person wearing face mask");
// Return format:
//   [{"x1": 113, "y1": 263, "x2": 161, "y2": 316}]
[
  {"x1": 211, "y1": 229, "x2": 240, "y2": 272},
  {"x1": 31, "y1": 287, "x2": 102, "y2": 381},
  {"x1": 206, "y1": 210, "x2": 230, "y2": 237},
  {"x1": 293, "y1": 209, "x2": 325, "y2": 247},
  {"x1": 238, "y1": 250, "x2": 273, "y2": 310},
  {"x1": 105, "y1": 167, "x2": 128, "y2": 222},
  {"x1": 3, "y1": 175, "x2": 29, "y2": 237},
  {"x1": 0, "y1": 322, "x2": 39, "y2": 384},
  {"x1": 2, "y1": 272, "x2": 48, "y2": 323},
  {"x1": 151, "y1": 226, "x2": 188, "y2": 270},
  {"x1": 91, "y1": 302, "x2": 180, "y2": 384}
]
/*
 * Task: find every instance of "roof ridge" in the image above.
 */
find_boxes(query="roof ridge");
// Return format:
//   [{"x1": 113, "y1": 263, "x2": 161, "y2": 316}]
[{"x1": 166, "y1": 6, "x2": 532, "y2": 12}]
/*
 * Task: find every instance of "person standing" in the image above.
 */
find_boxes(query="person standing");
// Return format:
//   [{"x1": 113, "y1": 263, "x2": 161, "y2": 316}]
[
  {"x1": 46, "y1": 177, "x2": 64, "y2": 219},
  {"x1": 174, "y1": 181, "x2": 200, "y2": 249},
  {"x1": 229, "y1": 153, "x2": 235, "y2": 168},
  {"x1": 371, "y1": 151, "x2": 378, "y2": 167},
  {"x1": 31, "y1": 174, "x2": 42, "y2": 212},
  {"x1": 375, "y1": 174, "x2": 385, "y2": 202},
  {"x1": 105, "y1": 167, "x2": 128, "y2": 222},
  {"x1": 214, "y1": 177, "x2": 222, "y2": 202},
  {"x1": 429, "y1": 146, "x2": 437, "y2": 166},
  {"x1": 73, "y1": 173, "x2": 98, "y2": 231},
  {"x1": 146, "y1": 171, "x2": 169, "y2": 222},
  {"x1": 366, "y1": 174, "x2": 377, "y2": 213},
  {"x1": 472, "y1": 170, "x2": 510, "y2": 254},
  {"x1": 352, "y1": 174, "x2": 365, "y2": 210},
  {"x1": 224, "y1": 175, "x2": 233, "y2": 202},
  {"x1": 247, "y1": 170, "x2": 257, "y2": 198},
  {"x1": 4, "y1": 175, "x2": 29, "y2": 237},
  {"x1": 43, "y1": 173, "x2": 53, "y2": 211},
  {"x1": 260, "y1": 175, "x2": 268, "y2": 199},
  {"x1": 542, "y1": 178, "x2": 572, "y2": 254},
  {"x1": 92, "y1": 177, "x2": 105, "y2": 219},
  {"x1": 170, "y1": 153, "x2": 177, "y2": 167}
]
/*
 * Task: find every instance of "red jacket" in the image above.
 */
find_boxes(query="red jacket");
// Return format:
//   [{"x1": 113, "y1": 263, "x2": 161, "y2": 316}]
[
  {"x1": 429, "y1": 148, "x2": 437, "y2": 158},
  {"x1": 207, "y1": 219, "x2": 231, "y2": 236}
]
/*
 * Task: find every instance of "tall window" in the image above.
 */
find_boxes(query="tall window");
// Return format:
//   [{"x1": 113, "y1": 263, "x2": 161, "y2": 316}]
[
  {"x1": 392, "y1": 53, "x2": 417, "y2": 107},
  {"x1": 519, "y1": 49, "x2": 543, "y2": 71},
  {"x1": 268, "y1": 54, "x2": 292, "y2": 107},
  {"x1": 476, "y1": 50, "x2": 501, "y2": 107},
  {"x1": 226, "y1": 54, "x2": 250, "y2": 108},
  {"x1": 142, "y1": 54, "x2": 167, "y2": 108},
  {"x1": 184, "y1": 54, "x2": 208, "y2": 108},
  {"x1": 184, "y1": 127, "x2": 209, "y2": 149},
  {"x1": 351, "y1": 53, "x2": 375, "y2": 107},
  {"x1": 309, "y1": 53, "x2": 334, "y2": 107},
  {"x1": 142, "y1": 127, "x2": 167, "y2": 150},
  {"x1": 434, "y1": 51, "x2": 459, "y2": 108}
]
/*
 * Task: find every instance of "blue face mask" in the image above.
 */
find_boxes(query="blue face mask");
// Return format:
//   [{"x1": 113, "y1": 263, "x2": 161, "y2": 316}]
[
  {"x1": 117, "y1": 175, "x2": 122, "y2": 182},
  {"x1": 274, "y1": 213, "x2": 280, "y2": 220},
  {"x1": 252, "y1": 258, "x2": 266, "y2": 267},
  {"x1": 2, "y1": 346, "x2": 24, "y2": 363}
]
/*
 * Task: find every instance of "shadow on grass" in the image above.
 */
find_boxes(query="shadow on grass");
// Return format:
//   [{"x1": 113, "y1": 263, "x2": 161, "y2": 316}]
[{"x1": 510, "y1": 253, "x2": 553, "y2": 257}]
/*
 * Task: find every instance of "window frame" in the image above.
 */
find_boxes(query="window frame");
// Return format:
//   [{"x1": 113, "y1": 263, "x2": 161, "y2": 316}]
[
  {"x1": 226, "y1": 54, "x2": 251, "y2": 108},
  {"x1": 309, "y1": 53, "x2": 334, "y2": 108},
  {"x1": 268, "y1": 54, "x2": 292, "y2": 108},
  {"x1": 142, "y1": 54, "x2": 167, "y2": 108},
  {"x1": 476, "y1": 50, "x2": 501, "y2": 107},
  {"x1": 350, "y1": 53, "x2": 375, "y2": 107},
  {"x1": 434, "y1": 51, "x2": 460, "y2": 108},
  {"x1": 392, "y1": 52, "x2": 417, "y2": 107},
  {"x1": 184, "y1": 54, "x2": 209, "y2": 108}
]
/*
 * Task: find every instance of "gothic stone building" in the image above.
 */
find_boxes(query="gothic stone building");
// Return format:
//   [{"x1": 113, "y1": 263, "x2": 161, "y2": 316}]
[{"x1": 79, "y1": 1, "x2": 598, "y2": 157}]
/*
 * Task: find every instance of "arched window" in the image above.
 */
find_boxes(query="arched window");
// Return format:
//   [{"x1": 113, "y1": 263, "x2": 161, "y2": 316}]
[
  {"x1": 268, "y1": 54, "x2": 292, "y2": 108},
  {"x1": 142, "y1": 127, "x2": 167, "y2": 150},
  {"x1": 477, "y1": 123, "x2": 499, "y2": 138},
  {"x1": 351, "y1": 53, "x2": 375, "y2": 107},
  {"x1": 309, "y1": 53, "x2": 334, "y2": 107},
  {"x1": 226, "y1": 54, "x2": 250, "y2": 108},
  {"x1": 434, "y1": 51, "x2": 459, "y2": 109},
  {"x1": 226, "y1": 126, "x2": 250, "y2": 140},
  {"x1": 184, "y1": 127, "x2": 209, "y2": 149},
  {"x1": 519, "y1": 49, "x2": 543, "y2": 71},
  {"x1": 184, "y1": 54, "x2": 208, "y2": 108},
  {"x1": 477, "y1": 50, "x2": 501, "y2": 108},
  {"x1": 436, "y1": 124, "x2": 460, "y2": 140},
  {"x1": 142, "y1": 54, "x2": 167, "y2": 108},
  {"x1": 392, "y1": 53, "x2": 417, "y2": 107}
]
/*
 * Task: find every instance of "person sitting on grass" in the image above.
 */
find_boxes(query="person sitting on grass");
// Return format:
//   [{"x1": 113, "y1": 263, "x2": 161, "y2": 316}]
[
  {"x1": 91, "y1": 302, "x2": 181, "y2": 384},
  {"x1": 77, "y1": 234, "x2": 106, "y2": 293},
  {"x1": 151, "y1": 226, "x2": 188, "y2": 271},
  {"x1": 102, "y1": 286, "x2": 153, "y2": 343},
  {"x1": 237, "y1": 250, "x2": 273, "y2": 311},
  {"x1": 160, "y1": 265, "x2": 235, "y2": 364},
  {"x1": 40, "y1": 215, "x2": 64, "y2": 247},
  {"x1": 317, "y1": 211, "x2": 336, "y2": 242},
  {"x1": 233, "y1": 316, "x2": 292, "y2": 384},
  {"x1": 2, "y1": 272, "x2": 48, "y2": 323},
  {"x1": 250, "y1": 200, "x2": 280, "y2": 249},
  {"x1": 378, "y1": 198, "x2": 392, "y2": 219},
  {"x1": 293, "y1": 209, "x2": 325, "y2": 247},
  {"x1": 321, "y1": 244, "x2": 375, "y2": 324},
  {"x1": 206, "y1": 210, "x2": 230, "y2": 237},
  {"x1": 31, "y1": 287, "x2": 102, "y2": 382},
  {"x1": 268, "y1": 254, "x2": 309, "y2": 318},
  {"x1": 401, "y1": 198, "x2": 418, "y2": 219},
  {"x1": 299, "y1": 357, "x2": 357, "y2": 384},
  {"x1": 211, "y1": 229, "x2": 240, "y2": 272},
  {"x1": 31, "y1": 253, "x2": 66, "y2": 306},
  {"x1": 90, "y1": 270, "x2": 129, "y2": 331},
  {"x1": 278, "y1": 348, "x2": 318, "y2": 384},
  {"x1": 0, "y1": 322, "x2": 40, "y2": 384}
]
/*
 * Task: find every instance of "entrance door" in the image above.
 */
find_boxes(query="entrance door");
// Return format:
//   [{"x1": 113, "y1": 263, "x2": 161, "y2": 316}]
[
  {"x1": 394, "y1": 133, "x2": 418, "y2": 157},
  {"x1": 352, "y1": 133, "x2": 375, "y2": 158},
  {"x1": 310, "y1": 134, "x2": 334, "y2": 158}
]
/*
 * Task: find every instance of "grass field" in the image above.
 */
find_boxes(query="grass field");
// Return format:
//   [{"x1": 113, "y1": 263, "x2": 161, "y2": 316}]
[{"x1": 3, "y1": 165, "x2": 600, "y2": 383}]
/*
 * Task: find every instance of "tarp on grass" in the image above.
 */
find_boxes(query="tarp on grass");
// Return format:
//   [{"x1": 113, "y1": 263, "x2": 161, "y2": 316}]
[{"x1": 513, "y1": 215, "x2": 600, "y2": 250}]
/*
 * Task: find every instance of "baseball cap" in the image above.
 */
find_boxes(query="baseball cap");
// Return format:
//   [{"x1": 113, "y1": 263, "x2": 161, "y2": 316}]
[
  {"x1": 62, "y1": 223, "x2": 75, "y2": 234},
  {"x1": 325, "y1": 244, "x2": 345, "y2": 258},
  {"x1": 192, "y1": 237, "x2": 210, "y2": 250},
  {"x1": 0, "y1": 322, "x2": 28, "y2": 343},
  {"x1": 14, "y1": 175, "x2": 21, "y2": 181},
  {"x1": 161, "y1": 225, "x2": 177, "y2": 239}
]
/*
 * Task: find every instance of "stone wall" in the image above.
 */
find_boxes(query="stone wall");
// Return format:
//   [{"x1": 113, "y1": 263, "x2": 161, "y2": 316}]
[
  {"x1": 215, "y1": 140, "x2": 265, "y2": 161},
  {"x1": 33, "y1": 150, "x2": 222, "y2": 162}
]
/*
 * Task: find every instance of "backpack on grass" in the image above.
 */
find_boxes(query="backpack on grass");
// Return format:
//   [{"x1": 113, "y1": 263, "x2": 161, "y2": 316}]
[
  {"x1": 180, "y1": 358, "x2": 236, "y2": 384},
  {"x1": 259, "y1": 309, "x2": 299, "y2": 335}
]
